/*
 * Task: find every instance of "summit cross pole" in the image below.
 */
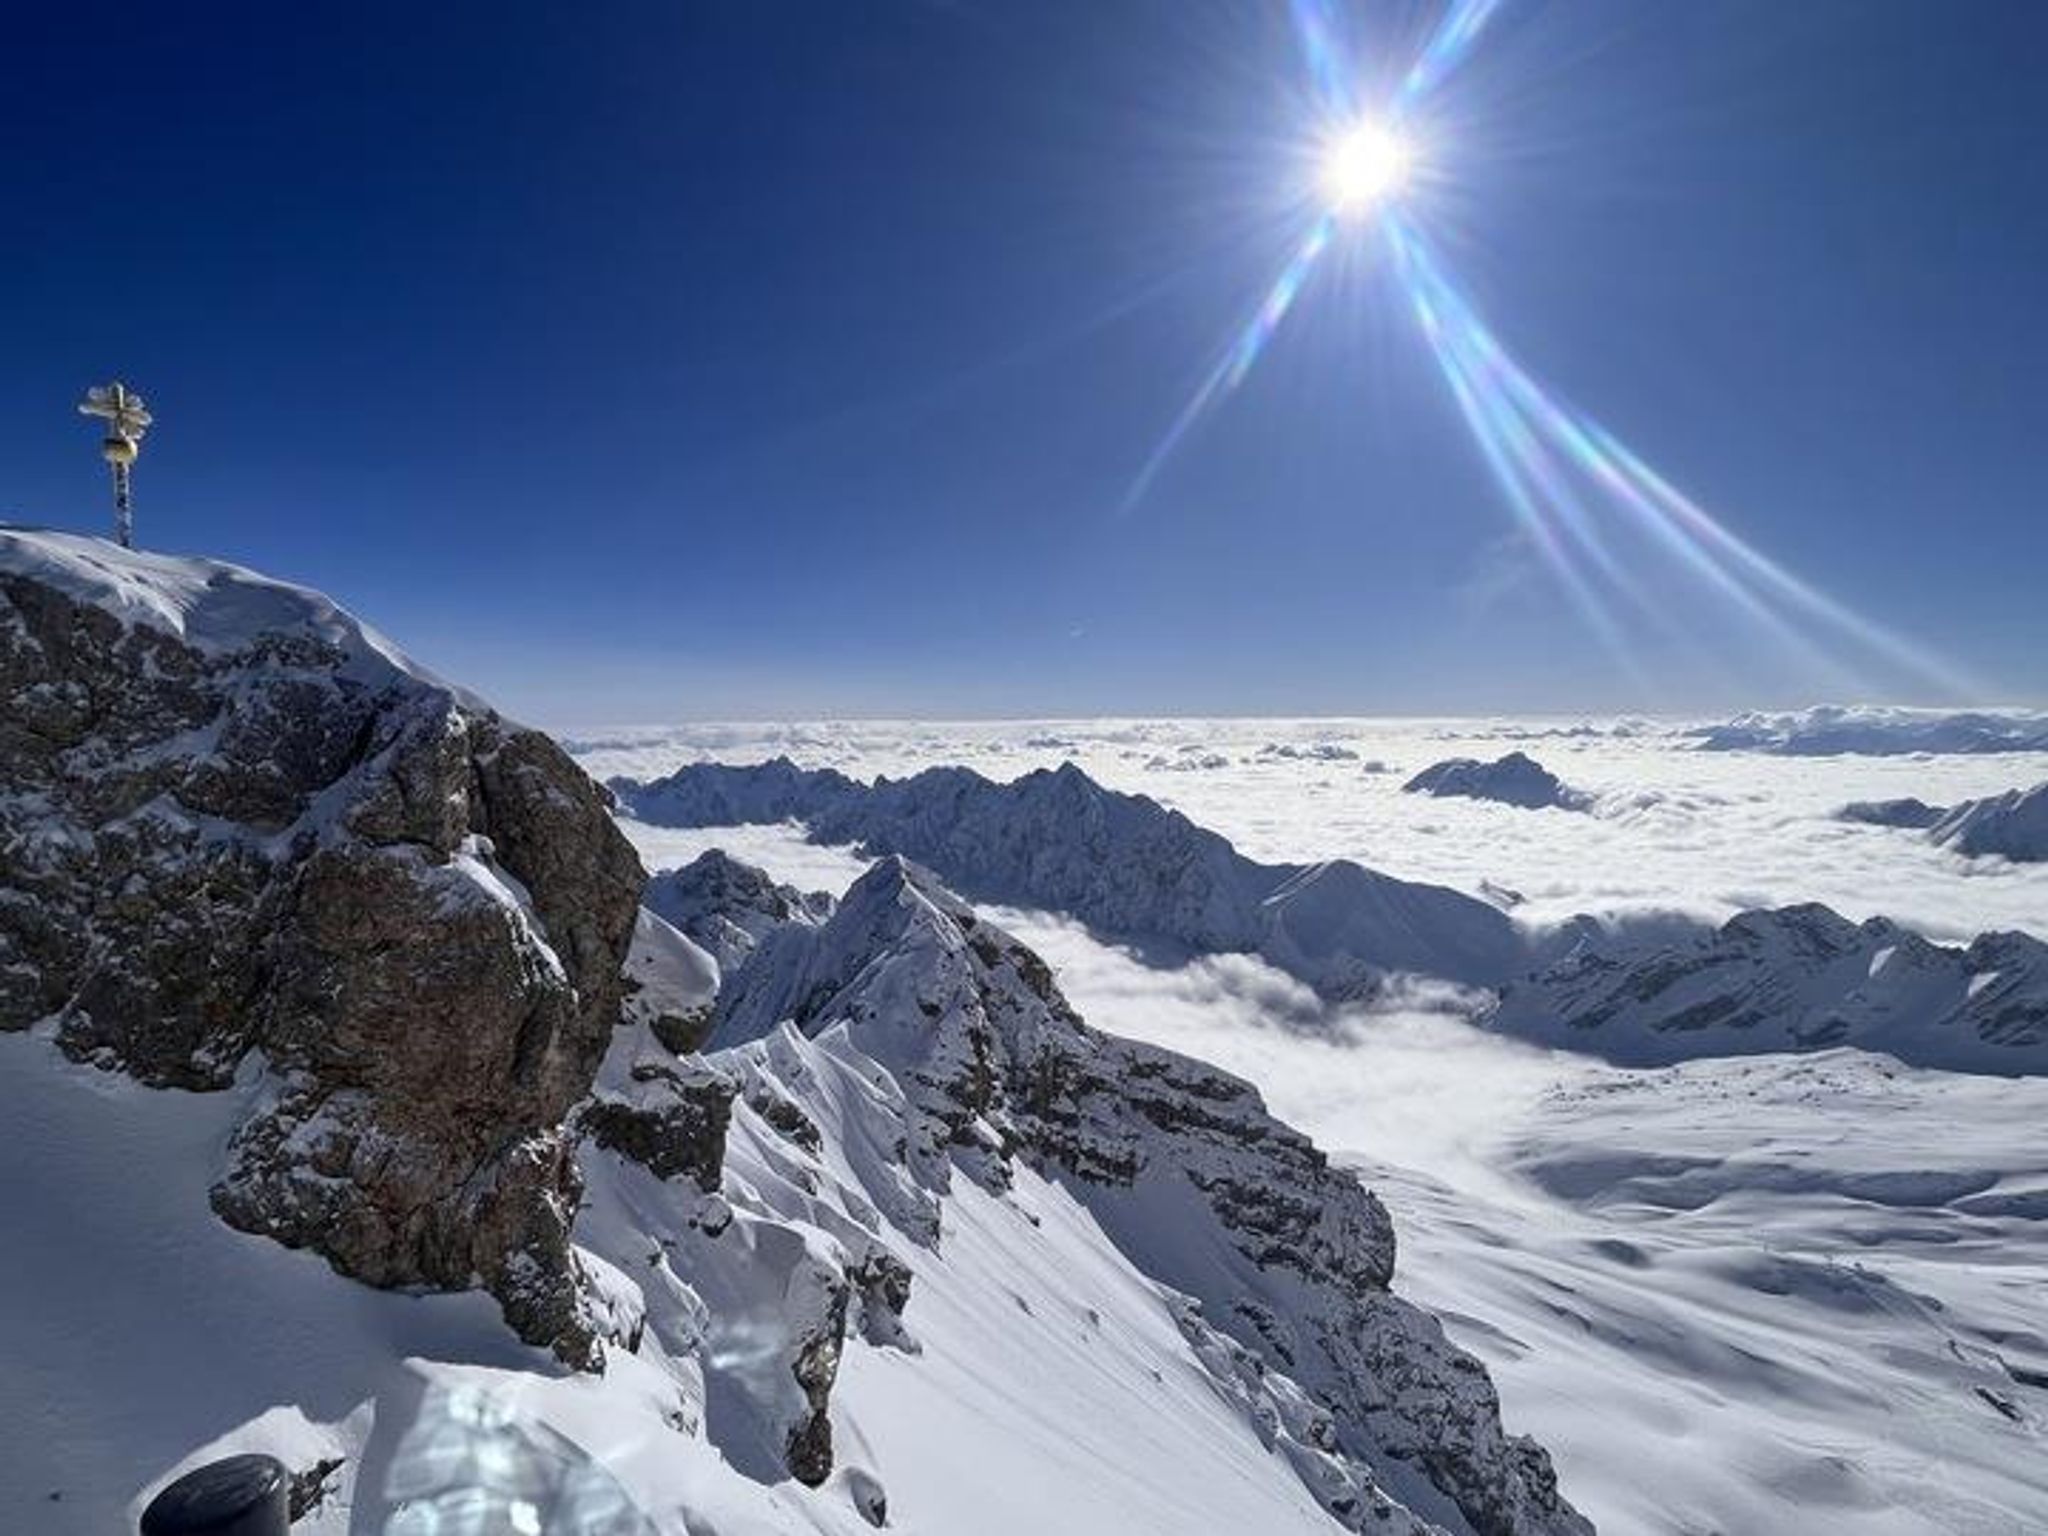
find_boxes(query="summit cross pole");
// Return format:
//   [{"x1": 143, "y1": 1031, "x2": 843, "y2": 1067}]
[{"x1": 78, "y1": 381, "x2": 153, "y2": 549}]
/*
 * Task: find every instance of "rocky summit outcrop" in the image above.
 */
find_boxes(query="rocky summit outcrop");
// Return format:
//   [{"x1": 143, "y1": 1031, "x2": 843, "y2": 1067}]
[
  {"x1": 613, "y1": 758, "x2": 1528, "y2": 992},
  {"x1": 0, "y1": 529, "x2": 643, "y2": 1362},
  {"x1": 1402, "y1": 752, "x2": 1592, "y2": 812},
  {"x1": 697, "y1": 852, "x2": 1588, "y2": 1534},
  {"x1": 1490, "y1": 903, "x2": 2048, "y2": 1074}
]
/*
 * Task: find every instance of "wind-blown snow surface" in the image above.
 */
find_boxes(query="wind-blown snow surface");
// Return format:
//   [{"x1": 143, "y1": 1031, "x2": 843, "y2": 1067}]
[{"x1": 585, "y1": 719, "x2": 2048, "y2": 1536}]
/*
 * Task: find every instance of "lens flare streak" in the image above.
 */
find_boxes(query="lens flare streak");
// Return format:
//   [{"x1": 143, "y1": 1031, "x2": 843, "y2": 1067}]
[
  {"x1": 1388, "y1": 218, "x2": 1974, "y2": 696},
  {"x1": 1396, "y1": 0, "x2": 1511, "y2": 110},
  {"x1": 1120, "y1": 215, "x2": 1334, "y2": 514},
  {"x1": 1289, "y1": 0, "x2": 1355, "y2": 118},
  {"x1": 1123, "y1": 0, "x2": 1979, "y2": 700}
]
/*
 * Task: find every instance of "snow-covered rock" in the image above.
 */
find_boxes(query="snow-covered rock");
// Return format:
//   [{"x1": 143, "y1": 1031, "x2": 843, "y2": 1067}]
[
  {"x1": 0, "y1": 527, "x2": 644, "y2": 1362},
  {"x1": 1691, "y1": 705, "x2": 2048, "y2": 756},
  {"x1": 1402, "y1": 752, "x2": 1592, "y2": 812},
  {"x1": 1489, "y1": 904, "x2": 2048, "y2": 1072},
  {"x1": 613, "y1": 759, "x2": 1527, "y2": 992},
  {"x1": 1930, "y1": 782, "x2": 2048, "y2": 863},
  {"x1": 1838, "y1": 783, "x2": 2048, "y2": 863},
  {"x1": 650, "y1": 852, "x2": 1589, "y2": 1534},
  {"x1": 645, "y1": 847, "x2": 837, "y2": 978},
  {"x1": 622, "y1": 907, "x2": 723, "y2": 1052},
  {"x1": 1837, "y1": 796, "x2": 1947, "y2": 830}
]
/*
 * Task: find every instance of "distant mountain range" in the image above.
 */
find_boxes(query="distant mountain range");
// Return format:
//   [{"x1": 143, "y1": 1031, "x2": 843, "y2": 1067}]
[
  {"x1": 615, "y1": 757, "x2": 2048, "y2": 1074},
  {"x1": 614, "y1": 757, "x2": 1529, "y2": 994}
]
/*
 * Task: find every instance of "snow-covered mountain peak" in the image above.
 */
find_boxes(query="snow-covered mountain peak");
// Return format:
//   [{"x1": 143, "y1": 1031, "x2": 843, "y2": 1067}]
[
  {"x1": 1403, "y1": 751, "x2": 1592, "y2": 811},
  {"x1": 0, "y1": 525, "x2": 481, "y2": 706},
  {"x1": 673, "y1": 848, "x2": 1589, "y2": 1535}
]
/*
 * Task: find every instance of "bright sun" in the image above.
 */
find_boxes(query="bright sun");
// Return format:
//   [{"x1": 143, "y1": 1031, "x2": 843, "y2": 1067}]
[{"x1": 1321, "y1": 121, "x2": 1412, "y2": 213}]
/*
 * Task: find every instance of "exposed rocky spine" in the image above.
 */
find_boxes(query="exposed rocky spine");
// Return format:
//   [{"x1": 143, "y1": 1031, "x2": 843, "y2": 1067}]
[{"x1": 697, "y1": 852, "x2": 1589, "y2": 1533}]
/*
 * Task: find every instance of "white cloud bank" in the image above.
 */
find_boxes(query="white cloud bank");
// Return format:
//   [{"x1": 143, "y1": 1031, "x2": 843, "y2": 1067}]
[{"x1": 584, "y1": 716, "x2": 2048, "y2": 941}]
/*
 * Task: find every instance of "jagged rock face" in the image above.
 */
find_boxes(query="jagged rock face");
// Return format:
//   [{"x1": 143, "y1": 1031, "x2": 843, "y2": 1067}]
[
  {"x1": 0, "y1": 531, "x2": 643, "y2": 1361},
  {"x1": 708, "y1": 854, "x2": 1588, "y2": 1535},
  {"x1": 644, "y1": 848, "x2": 835, "y2": 978},
  {"x1": 1491, "y1": 903, "x2": 2048, "y2": 1073},
  {"x1": 614, "y1": 758, "x2": 1527, "y2": 991},
  {"x1": 1402, "y1": 752, "x2": 1591, "y2": 812},
  {"x1": 578, "y1": 1057, "x2": 735, "y2": 1190}
]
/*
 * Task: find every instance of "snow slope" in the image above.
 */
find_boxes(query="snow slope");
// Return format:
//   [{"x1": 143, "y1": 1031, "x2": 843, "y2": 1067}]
[
  {"x1": 0, "y1": 1029, "x2": 858, "y2": 1536},
  {"x1": 987, "y1": 911, "x2": 2048, "y2": 1536}
]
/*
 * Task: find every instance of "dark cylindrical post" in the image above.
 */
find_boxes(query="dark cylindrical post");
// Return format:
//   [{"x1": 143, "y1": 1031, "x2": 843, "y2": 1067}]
[{"x1": 140, "y1": 1454, "x2": 289, "y2": 1536}]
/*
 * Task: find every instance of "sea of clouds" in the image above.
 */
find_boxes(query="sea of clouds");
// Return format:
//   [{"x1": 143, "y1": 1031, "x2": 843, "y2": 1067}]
[
  {"x1": 584, "y1": 716, "x2": 2048, "y2": 1534},
  {"x1": 573, "y1": 713, "x2": 2048, "y2": 941}
]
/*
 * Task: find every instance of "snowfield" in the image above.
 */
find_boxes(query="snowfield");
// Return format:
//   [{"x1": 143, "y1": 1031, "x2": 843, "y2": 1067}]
[{"x1": 585, "y1": 718, "x2": 2048, "y2": 1535}]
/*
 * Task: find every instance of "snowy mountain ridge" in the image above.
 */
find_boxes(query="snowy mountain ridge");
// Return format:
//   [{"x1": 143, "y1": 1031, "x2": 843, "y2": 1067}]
[
  {"x1": 1401, "y1": 752, "x2": 1592, "y2": 812},
  {"x1": 1690, "y1": 704, "x2": 2048, "y2": 756},
  {"x1": 1840, "y1": 782, "x2": 2048, "y2": 863},
  {"x1": 1489, "y1": 903, "x2": 2048, "y2": 1072},
  {"x1": 617, "y1": 755, "x2": 2048, "y2": 1074},
  {"x1": 612, "y1": 757, "x2": 1528, "y2": 992},
  {"x1": 0, "y1": 531, "x2": 1587, "y2": 1535},
  {"x1": 617, "y1": 851, "x2": 1589, "y2": 1535}
]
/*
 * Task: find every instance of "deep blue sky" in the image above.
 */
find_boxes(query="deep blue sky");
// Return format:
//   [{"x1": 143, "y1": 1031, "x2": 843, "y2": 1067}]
[{"x1": 4, "y1": 2, "x2": 2044, "y2": 725}]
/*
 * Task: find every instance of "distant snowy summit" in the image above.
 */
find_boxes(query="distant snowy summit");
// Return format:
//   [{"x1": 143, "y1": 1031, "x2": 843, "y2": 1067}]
[
  {"x1": 1843, "y1": 783, "x2": 2048, "y2": 864},
  {"x1": 612, "y1": 757, "x2": 1530, "y2": 992},
  {"x1": 1490, "y1": 904, "x2": 2048, "y2": 1073},
  {"x1": 644, "y1": 845, "x2": 837, "y2": 976},
  {"x1": 1692, "y1": 704, "x2": 2048, "y2": 756},
  {"x1": 1402, "y1": 751, "x2": 1593, "y2": 812},
  {"x1": 1837, "y1": 797, "x2": 1948, "y2": 831}
]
